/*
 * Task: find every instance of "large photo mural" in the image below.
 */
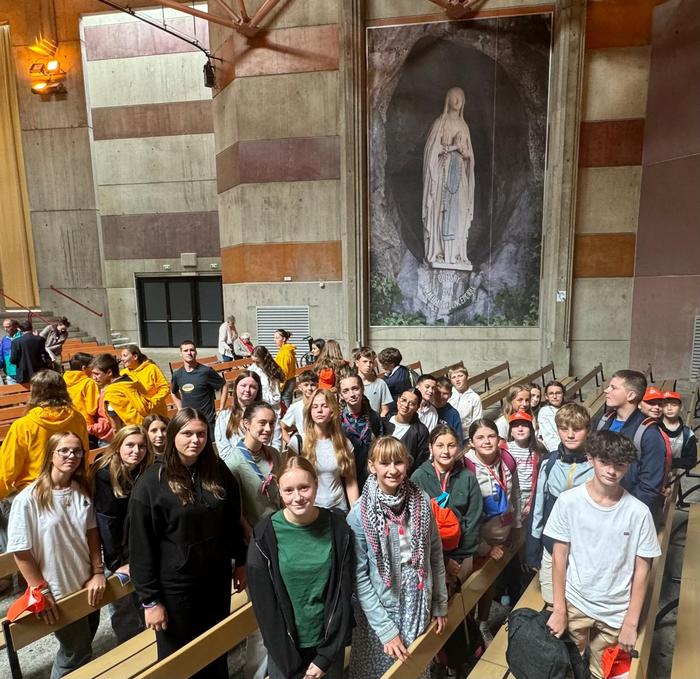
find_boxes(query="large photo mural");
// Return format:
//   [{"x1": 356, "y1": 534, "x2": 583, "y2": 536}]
[{"x1": 367, "y1": 14, "x2": 552, "y2": 327}]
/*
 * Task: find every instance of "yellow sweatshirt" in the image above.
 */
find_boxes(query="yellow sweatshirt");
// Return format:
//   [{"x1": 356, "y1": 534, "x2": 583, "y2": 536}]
[
  {"x1": 63, "y1": 370, "x2": 99, "y2": 425},
  {"x1": 0, "y1": 406, "x2": 89, "y2": 499},
  {"x1": 104, "y1": 377, "x2": 153, "y2": 426},
  {"x1": 274, "y1": 343, "x2": 297, "y2": 386},
  {"x1": 121, "y1": 360, "x2": 169, "y2": 417}
]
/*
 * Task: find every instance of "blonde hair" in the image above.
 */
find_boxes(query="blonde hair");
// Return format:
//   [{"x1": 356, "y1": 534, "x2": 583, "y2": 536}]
[
  {"x1": 369, "y1": 436, "x2": 411, "y2": 466},
  {"x1": 448, "y1": 367, "x2": 469, "y2": 379},
  {"x1": 502, "y1": 384, "x2": 532, "y2": 418},
  {"x1": 278, "y1": 455, "x2": 318, "y2": 485},
  {"x1": 302, "y1": 389, "x2": 354, "y2": 477},
  {"x1": 555, "y1": 402, "x2": 591, "y2": 431},
  {"x1": 33, "y1": 432, "x2": 92, "y2": 511},
  {"x1": 94, "y1": 425, "x2": 153, "y2": 498}
]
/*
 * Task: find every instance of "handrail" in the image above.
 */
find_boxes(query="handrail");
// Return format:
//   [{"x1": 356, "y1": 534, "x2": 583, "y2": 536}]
[
  {"x1": 49, "y1": 285, "x2": 104, "y2": 317},
  {"x1": 0, "y1": 290, "x2": 51, "y2": 325}
]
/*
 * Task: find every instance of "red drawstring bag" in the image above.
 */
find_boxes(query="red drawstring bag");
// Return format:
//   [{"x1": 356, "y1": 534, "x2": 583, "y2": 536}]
[
  {"x1": 7, "y1": 584, "x2": 49, "y2": 622},
  {"x1": 601, "y1": 645, "x2": 632, "y2": 679}
]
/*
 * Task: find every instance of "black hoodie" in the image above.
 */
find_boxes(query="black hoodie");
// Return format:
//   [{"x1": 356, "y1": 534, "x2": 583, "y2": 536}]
[{"x1": 247, "y1": 508, "x2": 353, "y2": 678}]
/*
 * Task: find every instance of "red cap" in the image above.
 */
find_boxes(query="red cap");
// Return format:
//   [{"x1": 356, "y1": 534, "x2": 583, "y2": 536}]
[
  {"x1": 663, "y1": 391, "x2": 682, "y2": 402},
  {"x1": 509, "y1": 410, "x2": 533, "y2": 424},
  {"x1": 642, "y1": 386, "x2": 664, "y2": 402}
]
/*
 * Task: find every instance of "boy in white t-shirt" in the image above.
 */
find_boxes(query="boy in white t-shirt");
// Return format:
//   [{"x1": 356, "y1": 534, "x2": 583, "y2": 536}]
[
  {"x1": 544, "y1": 430, "x2": 661, "y2": 679},
  {"x1": 280, "y1": 371, "x2": 318, "y2": 452},
  {"x1": 353, "y1": 346, "x2": 393, "y2": 417}
]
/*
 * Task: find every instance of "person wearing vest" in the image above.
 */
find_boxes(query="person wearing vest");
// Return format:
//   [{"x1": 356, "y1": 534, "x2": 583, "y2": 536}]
[
  {"x1": 526, "y1": 403, "x2": 593, "y2": 606},
  {"x1": 594, "y1": 370, "x2": 667, "y2": 520}
]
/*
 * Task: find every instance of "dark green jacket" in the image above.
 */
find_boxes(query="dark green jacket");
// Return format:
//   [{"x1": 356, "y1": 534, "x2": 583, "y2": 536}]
[{"x1": 411, "y1": 460, "x2": 482, "y2": 561}]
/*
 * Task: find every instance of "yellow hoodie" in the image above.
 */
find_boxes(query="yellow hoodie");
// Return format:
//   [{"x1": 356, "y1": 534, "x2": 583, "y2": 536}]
[
  {"x1": 274, "y1": 343, "x2": 297, "y2": 386},
  {"x1": 63, "y1": 370, "x2": 99, "y2": 425},
  {"x1": 121, "y1": 360, "x2": 169, "y2": 417},
  {"x1": 0, "y1": 406, "x2": 89, "y2": 499},
  {"x1": 104, "y1": 377, "x2": 153, "y2": 426}
]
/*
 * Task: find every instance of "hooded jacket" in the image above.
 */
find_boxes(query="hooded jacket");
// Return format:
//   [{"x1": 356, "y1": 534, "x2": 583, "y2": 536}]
[
  {"x1": 121, "y1": 360, "x2": 169, "y2": 417},
  {"x1": 0, "y1": 405, "x2": 89, "y2": 499},
  {"x1": 247, "y1": 508, "x2": 353, "y2": 678},
  {"x1": 63, "y1": 370, "x2": 99, "y2": 425},
  {"x1": 274, "y1": 343, "x2": 297, "y2": 385},
  {"x1": 104, "y1": 376, "x2": 153, "y2": 426},
  {"x1": 0, "y1": 330, "x2": 20, "y2": 377}
]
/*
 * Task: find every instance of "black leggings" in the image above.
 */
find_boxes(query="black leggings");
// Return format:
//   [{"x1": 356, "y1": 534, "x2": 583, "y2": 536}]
[{"x1": 156, "y1": 582, "x2": 231, "y2": 679}]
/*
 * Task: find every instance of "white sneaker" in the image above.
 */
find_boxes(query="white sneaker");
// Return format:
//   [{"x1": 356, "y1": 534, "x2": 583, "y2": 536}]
[{"x1": 479, "y1": 621, "x2": 494, "y2": 647}]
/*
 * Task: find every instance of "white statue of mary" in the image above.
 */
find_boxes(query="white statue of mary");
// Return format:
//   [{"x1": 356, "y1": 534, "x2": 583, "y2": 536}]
[{"x1": 422, "y1": 87, "x2": 475, "y2": 270}]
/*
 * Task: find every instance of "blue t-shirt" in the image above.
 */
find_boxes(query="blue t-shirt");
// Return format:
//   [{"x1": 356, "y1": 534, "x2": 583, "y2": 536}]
[
  {"x1": 609, "y1": 419, "x2": 625, "y2": 433},
  {"x1": 437, "y1": 403, "x2": 464, "y2": 444}
]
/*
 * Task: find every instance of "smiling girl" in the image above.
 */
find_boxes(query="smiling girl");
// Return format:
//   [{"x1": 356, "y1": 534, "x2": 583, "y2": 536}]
[
  {"x1": 247, "y1": 456, "x2": 353, "y2": 679},
  {"x1": 302, "y1": 389, "x2": 359, "y2": 512},
  {"x1": 494, "y1": 385, "x2": 531, "y2": 440},
  {"x1": 214, "y1": 370, "x2": 263, "y2": 461},
  {"x1": 382, "y1": 388, "x2": 430, "y2": 474},
  {"x1": 143, "y1": 414, "x2": 168, "y2": 459},
  {"x1": 94, "y1": 425, "x2": 154, "y2": 642},
  {"x1": 348, "y1": 437, "x2": 448, "y2": 679}
]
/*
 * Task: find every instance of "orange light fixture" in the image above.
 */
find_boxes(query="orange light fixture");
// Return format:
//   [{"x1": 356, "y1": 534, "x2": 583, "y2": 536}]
[
  {"x1": 45, "y1": 59, "x2": 60, "y2": 73},
  {"x1": 28, "y1": 35, "x2": 57, "y2": 57}
]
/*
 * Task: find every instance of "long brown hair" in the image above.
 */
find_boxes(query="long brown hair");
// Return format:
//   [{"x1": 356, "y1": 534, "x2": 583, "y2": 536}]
[
  {"x1": 33, "y1": 432, "x2": 92, "y2": 511},
  {"x1": 143, "y1": 413, "x2": 169, "y2": 457},
  {"x1": 252, "y1": 346, "x2": 285, "y2": 383},
  {"x1": 27, "y1": 370, "x2": 73, "y2": 410},
  {"x1": 314, "y1": 339, "x2": 346, "y2": 374},
  {"x1": 302, "y1": 389, "x2": 354, "y2": 477},
  {"x1": 94, "y1": 425, "x2": 153, "y2": 498},
  {"x1": 225, "y1": 370, "x2": 262, "y2": 438},
  {"x1": 161, "y1": 408, "x2": 224, "y2": 505},
  {"x1": 502, "y1": 384, "x2": 532, "y2": 418}
]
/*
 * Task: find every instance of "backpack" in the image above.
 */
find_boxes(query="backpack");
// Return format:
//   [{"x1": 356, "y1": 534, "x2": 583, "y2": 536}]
[
  {"x1": 596, "y1": 412, "x2": 672, "y2": 490},
  {"x1": 506, "y1": 608, "x2": 590, "y2": 679}
]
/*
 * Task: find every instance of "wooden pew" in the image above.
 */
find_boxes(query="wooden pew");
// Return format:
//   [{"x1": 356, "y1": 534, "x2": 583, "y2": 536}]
[
  {"x1": 0, "y1": 404, "x2": 26, "y2": 423},
  {"x1": 0, "y1": 392, "x2": 29, "y2": 408},
  {"x1": 465, "y1": 361, "x2": 511, "y2": 395},
  {"x1": 406, "y1": 360, "x2": 423, "y2": 375},
  {"x1": 430, "y1": 361, "x2": 464, "y2": 380},
  {"x1": 0, "y1": 422, "x2": 11, "y2": 443},
  {"x1": 0, "y1": 384, "x2": 30, "y2": 395},
  {"x1": 670, "y1": 504, "x2": 700, "y2": 679},
  {"x1": 65, "y1": 591, "x2": 250, "y2": 679},
  {"x1": 213, "y1": 357, "x2": 253, "y2": 375},
  {"x1": 168, "y1": 355, "x2": 218, "y2": 374},
  {"x1": 564, "y1": 363, "x2": 604, "y2": 403},
  {"x1": 480, "y1": 362, "x2": 557, "y2": 410},
  {"x1": 3, "y1": 575, "x2": 134, "y2": 679},
  {"x1": 63, "y1": 345, "x2": 116, "y2": 361}
]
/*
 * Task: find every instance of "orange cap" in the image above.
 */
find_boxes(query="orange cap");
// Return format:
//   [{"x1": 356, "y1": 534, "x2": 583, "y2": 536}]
[
  {"x1": 508, "y1": 410, "x2": 533, "y2": 424},
  {"x1": 662, "y1": 391, "x2": 681, "y2": 402},
  {"x1": 642, "y1": 386, "x2": 664, "y2": 402}
]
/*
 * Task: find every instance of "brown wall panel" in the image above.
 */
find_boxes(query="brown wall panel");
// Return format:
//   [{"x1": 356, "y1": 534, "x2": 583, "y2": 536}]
[
  {"x1": 216, "y1": 136, "x2": 340, "y2": 193},
  {"x1": 213, "y1": 24, "x2": 339, "y2": 93},
  {"x1": 92, "y1": 101, "x2": 213, "y2": 140},
  {"x1": 84, "y1": 17, "x2": 209, "y2": 60},
  {"x1": 579, "y1": 119, "x2": 645, "y2": 167},
  {"x1": 221, "y1": 241, "x2": 342, "y2": 283},
  {"x1": 585, "y1": 0, "x2": 656, "y2": 49},
  {"x1": 572, "y1": 233, "x2": 636, "y2": 278},
  {"x1": 102, "y1": 211, "x2": 219, "y2": 259}
]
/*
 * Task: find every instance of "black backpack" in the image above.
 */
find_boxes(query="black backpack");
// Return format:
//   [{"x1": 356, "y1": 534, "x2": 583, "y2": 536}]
[{"x1": 506, "y1": 608, "x2": 590, "y2": 679}]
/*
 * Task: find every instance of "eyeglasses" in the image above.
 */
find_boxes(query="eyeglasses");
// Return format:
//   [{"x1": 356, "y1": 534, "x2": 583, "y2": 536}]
[{"x1": 54, "y1": 447, "x2": 84, "y2": 459}]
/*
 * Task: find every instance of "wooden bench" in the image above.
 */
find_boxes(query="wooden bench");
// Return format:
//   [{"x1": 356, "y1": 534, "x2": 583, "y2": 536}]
[
  {"x1": 64, "y1": 590, "x2": 250, "y2": 679},
  {"x1": 0, "y1": 404, "x2": 26, "y2": 423},
  {"x1": 0, "y1": 392, "x2": 29, "y2": 408},
  {"x1": 0, "y1": 384, "x2": 30, "y2": 395},
  {"x1": 564, "y1": 363, "x2": 604, "y2": 403},
  {"x1": 63, "y1": 345, "x2": 117, "y2": 361},
  {"x1": 168, "y1": 355, "x2": 218, "y2": 374},
  {"x1": 480, "y1": 362, "x2": 557, "y2": 410},
  {"x1": 215, "y1": 358, "x2": 253, "y2": 375},
  {"x1": 3, "y1": 574, "x2": 135, "y2": 679},
  {"x1": 670, "y1": 503, "x2": 700, "y2": 679},
  {"x1": 430, "y1": 361, "x2": 464, "y2": 380},
  {"x1": 656, "y1": 378, "x2": 677, "y2": 393},
  {"x1": 406, "y1": 360, "x2": 423, "y2": 375},
  {"x1": 465, "y1": 361, "x2": 512, "y2": 395}
]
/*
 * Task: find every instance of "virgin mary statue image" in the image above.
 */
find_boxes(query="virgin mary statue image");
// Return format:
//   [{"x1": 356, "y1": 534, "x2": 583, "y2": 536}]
[{"x1": 422, "y1": 87, "x2": 475, "y2": 270}]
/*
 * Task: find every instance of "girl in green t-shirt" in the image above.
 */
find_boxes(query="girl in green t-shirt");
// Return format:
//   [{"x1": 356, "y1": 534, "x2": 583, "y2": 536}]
[{"x1": 247, "y1": 456, "x2": 354, "y2": 679}]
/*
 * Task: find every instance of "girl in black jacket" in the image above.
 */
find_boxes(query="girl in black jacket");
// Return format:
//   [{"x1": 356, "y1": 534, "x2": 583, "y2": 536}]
[
  {"x1": 129, "y1": 408, "x2": 247, "y2": 679},
  {"x1": 93, "y1": 425, "x2": 153, "y2": 642},
  {"x1": 382, "y1": 388, "x2": 430, "y2": 474},
  {"x1": 247, "y1": 455, "x2": 353, "y2": 679}
]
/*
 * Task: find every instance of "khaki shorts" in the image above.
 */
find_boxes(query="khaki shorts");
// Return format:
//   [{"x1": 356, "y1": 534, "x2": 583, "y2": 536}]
[
  {"x1": 566, "y1": 602, "x2": 620, "y2": 679},
  {"x1": 539, "y1": 549, "x2": 553, "y2": 605}
]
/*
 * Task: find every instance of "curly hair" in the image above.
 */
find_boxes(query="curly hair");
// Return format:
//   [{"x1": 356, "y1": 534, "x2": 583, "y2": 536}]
[{"x1": 586, "y1": 430, "x2": 638, "y2": 465}]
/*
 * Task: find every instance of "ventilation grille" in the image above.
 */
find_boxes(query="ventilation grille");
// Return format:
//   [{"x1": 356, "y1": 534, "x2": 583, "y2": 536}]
[
  {"x1": 255, "y1": 306, "x2": 310, "y2": 358},
  {"x1": 692, "y1": 316, "x2": 700, "y2": 379}
]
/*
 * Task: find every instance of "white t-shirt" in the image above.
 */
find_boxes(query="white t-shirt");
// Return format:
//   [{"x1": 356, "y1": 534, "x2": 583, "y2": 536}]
[
  {"x1": 282, "y1": 399, "x2": 305, "y2": 433},
  {"x1": 7, "y1": 481, "x2": 96, "y2": 599},
  {"x1": 449, "y1": 388, "x2": 483, "y2": 435},
  {"x1": 495, "y1": 415, "x2": 509, "y2": 440},
  {"x1": 363, "y1": 379, "x2": 394, "y2": 414},
  {"x1": 538, "y1": 405, "x2": 560, "y2": 453},
  {"x1": 314, "y1": 439, "x2": 348, "y2": 512},
  {"x1": 543, "y1": 483, "x2": 661, "y2": 627},
  {"x1": 418, "y1": 404, "x2": 438, "y2": 433},
  {"x1": 389, "y1": 416, "x2": 410, "y2": 441}
]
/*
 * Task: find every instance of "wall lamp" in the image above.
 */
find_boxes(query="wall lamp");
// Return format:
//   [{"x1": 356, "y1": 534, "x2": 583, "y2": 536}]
[{"x1": 29, "y1": 57, "x2": 67, "y2": 95}]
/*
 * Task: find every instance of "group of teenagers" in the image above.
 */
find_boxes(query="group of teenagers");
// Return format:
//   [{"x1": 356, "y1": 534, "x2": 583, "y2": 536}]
[{"x1": 0, "y1": 333, "x2": 697, "y2": 679}]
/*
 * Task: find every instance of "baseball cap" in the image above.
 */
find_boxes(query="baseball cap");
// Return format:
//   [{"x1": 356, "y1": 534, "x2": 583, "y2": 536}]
[
  {"x1": 662, "y1": 391, "x2": 682, "y2": 402},
  {"x1": 642, "y1": 386, "x2": 664, "y2": 402},
  {"x1": 509, "y1": 410, "x2": 533, "y2": 424}
]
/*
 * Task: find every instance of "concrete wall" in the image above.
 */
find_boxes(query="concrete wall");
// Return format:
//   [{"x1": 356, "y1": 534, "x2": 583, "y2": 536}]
[
  {"x1": 0, "y1": 0, "x2": 110, "y2": 340},
  {"x1": 82, "y1": 6, "x2": 219, "y2": 344}
]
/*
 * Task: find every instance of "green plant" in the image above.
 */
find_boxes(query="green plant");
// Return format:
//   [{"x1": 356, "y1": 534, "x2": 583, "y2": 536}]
[{"x1": 369, "y1": 273, "x2": 427, "y2": 326}]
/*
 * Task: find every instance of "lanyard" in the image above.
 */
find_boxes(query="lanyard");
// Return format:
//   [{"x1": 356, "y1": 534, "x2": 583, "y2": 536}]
[
  {"x1": 485, "y1": 459, "x2": 508, "y2": 494},
  {"x1": 236, "y1": 441, "x2": 275, "y2": 496},
  {"x1": 433, "y1": 462, "x2": 451, "y2": 493}
]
